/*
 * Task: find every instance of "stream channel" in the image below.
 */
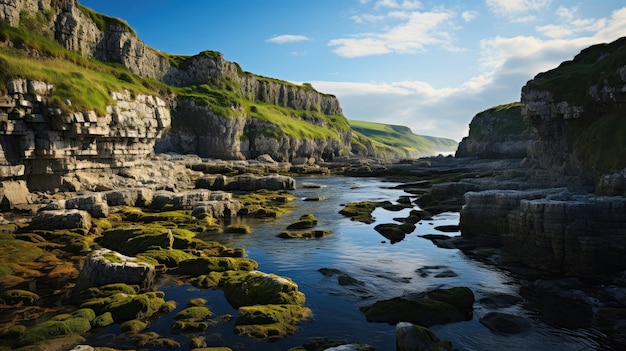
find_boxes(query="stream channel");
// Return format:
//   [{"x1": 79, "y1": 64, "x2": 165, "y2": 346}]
[{"x1": 87, "y1": 176, "x2": 606, "y2": 350}]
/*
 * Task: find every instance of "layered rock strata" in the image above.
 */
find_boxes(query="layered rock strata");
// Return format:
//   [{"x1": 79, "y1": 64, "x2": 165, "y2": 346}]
[
  {"x1": 461, "y1": 189, "x2": 626, "y2": 276},
  {"x1": 0, "y1": 78, "x2": 170, "y2": 191}
]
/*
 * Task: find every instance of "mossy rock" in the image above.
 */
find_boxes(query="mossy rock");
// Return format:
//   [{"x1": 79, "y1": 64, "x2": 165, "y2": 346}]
[
  {"x1": 78, "y1": 283, "x2": 138, "y2": 302},
  {"x1": 70, "y1": 308, "x2": 96, "y2": 322},
  {"x1": 16, "y1": 317, "x2": 91, "y2": 346},
  {"x1": 15, "y1": 334, "x2": 86, "y2": 351},
  {"x1": 233, "y1": 305, "x2": 313, "y2": 341},
  {"x1": 286, "y1": 214, "x2": 318, "y2": 230},
  {"x1": 276, "y1": 230, "x2": 332, "y2": 239},
  {"x1": 220, "y1": 271, "x2": 306, "y2": 308},
  {"x1": 2, "y1": 289, "x2": 40, "y2": 305},
  {"x1": 92, "y1": 312, "x2": 114, "y2": 328},
  {"x1": 160, "y1": 300, "x2": 177, "y2": 313},
  {"x1": 188, "y1": 298, "x2": 207, "y2": 306},
  {"x1": 104, "y1": 292, "x2": 166, "y2": 321},
  {"x1": 360, "y1": 292, "x2": 472, "y2": 326},
  {"x1": 176, "y1": 257, "x2": 258, "y2": 275},
  {"x1": 303, "y1": 196, "x2": 329, "y2": 201},
  {"x1": 174, "y1": 306, "x2": 212, "y2": 320},
  {"x1": 146, "y1": 337, "x2": 181, "y2": 348},
  {"x1": 338, "y1": 201, "x2": 383, "y2": 224},
  {"x1": 98, "y1": 226, "x2": 197, "y2": 256},
  {"x1": 171, "y1": 320, "x2": 209, "y2": 334},
  {"x1": 428, "y1": 287, "x2": 475, "y2": 315},
  {"x1": 120, "y1": 319, "x2": 148, "y2": 333},
  {"x1": 0, "y1": 238, "x2": 43, "y2": 277},
  {"x1": 396, "y1": 323, "x2": 456, "y2": 351},
  {"x1": 224, "y1": 224, "x2": 252, "y2": 234},
  {"x1": 1, "y1": 324, "x2": 26, "y2": 339},
  {"x1": 191, "y1": 272, "x2": 224, "y2": 288},
  {"x1": 138, "y1": 248, "x2": 194, "y2": 268}
]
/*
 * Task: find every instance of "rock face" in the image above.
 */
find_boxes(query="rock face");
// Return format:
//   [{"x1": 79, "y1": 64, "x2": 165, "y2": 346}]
[
  {"x1": 0, "y1": 78, "x2": 170, "y2": 191},
  {"x1": 1, "y1": 1, "x2": 352, "y2": 164},
  {"x1": 456, "y1": 103, "x2": 537, "y2": 159},
  {"x1": 460, "y1": 189, "x2": 626, "y2": 277},
  {"x1": 76, "y1": 248, "x2": 156, "y2": 291},
  {"x1": 521, "y1": 37, "x2": 626, "y2": 194}
]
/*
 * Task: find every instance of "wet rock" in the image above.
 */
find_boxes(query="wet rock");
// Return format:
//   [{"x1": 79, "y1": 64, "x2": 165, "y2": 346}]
[
  {"x1": 478, "y1": 293, "x2": 523, "y2": 309},
  {"x1": 361, "y1": 287, "x2": 474, "y2": 326},
  {"x1": 374, "y1": 223, "x2": 414, "y2": 243},
  {"x1": 286, "y1": 214, "x2": 318, "y2": 229},
  {"x1": 479, "y1": 312, "x2": 531, "y2": 335},
  {"x1": 396, "y1": 322, "x2": 457, "y2": 351},
  {"x1": 277, "y1": 230, "x2": 332, "y2": 239},
  {"x1": 234, "y1": 304, "x2": 312, "y2": 341},
  {"x1": 220, "y1": 270, "x2": 306, "y2": 308}
]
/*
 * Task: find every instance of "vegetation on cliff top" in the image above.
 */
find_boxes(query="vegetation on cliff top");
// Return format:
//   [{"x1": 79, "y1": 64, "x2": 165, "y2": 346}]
[
  {"x1": 466, "y1": 102, "x2": 527, "y2": 142},
  {"x1": 349, "y1": 119, "x2": 458, "y2": 157},
  {"x1": 525, "y1": 37, "x2": 626, "y2": 172}
]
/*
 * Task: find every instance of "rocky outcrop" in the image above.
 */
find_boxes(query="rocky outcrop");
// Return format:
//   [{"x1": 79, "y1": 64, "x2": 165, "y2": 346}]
[
  {"x1": 521, "y1": 37, "x2": 626, "y2": 194},
  {"x1": 456, "y1": 103, "x2": 537, "y2": 159},
  {"x1": 75, "y1": 248, "x2": 155, "y2": 291},
  {"x1": 0, "y1": 78, "x2": 170, "y2": 191},
  {"x1": 460, "y1": 189, "x2": 626, "y2": 277}
]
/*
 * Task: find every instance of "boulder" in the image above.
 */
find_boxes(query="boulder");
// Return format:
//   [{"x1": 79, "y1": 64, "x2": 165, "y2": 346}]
[
  {"x1": 361, "y1": 287, "x2": 474, "y2": 326},
  {"x1": 396, "y1": 322, "x2": 457, "y2": 351},
  {"x1": 65, "y1": 193, "x2": 109, "y2": 218},
  {"x1": 0, "y1": 180, "x2": 32, "y2": 211},
  {"x1": 219, "y1": 270, "x2": 306, "y2": 308},
  {"x1": 31, "y1": 209, "x2": 92, "y2": 230},
  {"x1": 479, "y1": 312, "x2": 531, "y2": 335},
  {"x1": 75, "y1": 249, "x2": 155, "y2": 290},
  {"x1": 103, "y1": 188, "x2": 154, "y2": 207}
]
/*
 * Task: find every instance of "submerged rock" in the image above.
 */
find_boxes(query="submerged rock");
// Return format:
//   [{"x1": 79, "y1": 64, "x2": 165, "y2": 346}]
[
  {"x1": 396, "y1": 322, "x2": 457, "y2": 351},
  {"x1": 361, "y1": 287, "x2": 474, "y2": 326},
  {"x1": 479, "y1": 312, "x2": 531, "y2": 335}
]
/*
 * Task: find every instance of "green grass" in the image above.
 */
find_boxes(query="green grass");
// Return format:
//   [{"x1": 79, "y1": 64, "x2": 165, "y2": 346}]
[
  {"x1": 568, "y1": 111, "x2": 626, "y2": 172},
  {"x1": 349, "y1": 119, "x2": 457, "y2": 157},
  {"x1": 0, "y1": 22, "x2": 168, "y2": 115},
  {"x1": 468, "y1": 102, "x2": 527, "y2": 142},
  {"x1": 77, "y1": 4, "x2": 136, "y2": 36},
  {"x1": 526, "y1": 38, "x2": 626, "y2": 103}
]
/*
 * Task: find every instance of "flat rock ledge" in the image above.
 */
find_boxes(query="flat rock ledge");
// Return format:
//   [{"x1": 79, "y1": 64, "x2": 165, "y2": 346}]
[{"x1": 75, "y1": 248, "x2": 155, "y2": 291}]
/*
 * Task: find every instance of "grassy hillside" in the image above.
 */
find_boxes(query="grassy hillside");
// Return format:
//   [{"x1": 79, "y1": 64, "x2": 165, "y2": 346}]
[{"x1": 349, "y1": 119, "x2": 458, "y2": 158}]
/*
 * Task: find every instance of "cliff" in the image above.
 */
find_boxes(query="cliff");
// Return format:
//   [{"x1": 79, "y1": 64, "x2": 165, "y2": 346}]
[
  {"x1": 455, "y1": 103, "x2": 537, "y2": 159},
  {"x1": 521, "y1": 37, "x2": 626, "y2": 195},
  {"x1": 0, "y1": 0, "x2": 354, "y2": 173}
]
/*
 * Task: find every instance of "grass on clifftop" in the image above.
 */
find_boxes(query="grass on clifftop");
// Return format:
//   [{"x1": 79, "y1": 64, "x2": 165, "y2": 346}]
[
  {"x1": 0, "y1": 22, "x2": 168, "y2": 115},
  {"x1": 349, "y1": 119, "x2": 457, "y2": 157},
  {"x1": 468, "y1": 102, "x2": 527, "y2": 142}
]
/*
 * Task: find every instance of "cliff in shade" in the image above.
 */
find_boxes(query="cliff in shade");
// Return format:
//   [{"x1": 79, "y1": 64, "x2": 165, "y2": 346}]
[
  {"x1": 455, "y1": 102, "x2": 537, "y2": 159},
  {"x1": 521, "y1": 37, "x2": 626, "y2": 195}
]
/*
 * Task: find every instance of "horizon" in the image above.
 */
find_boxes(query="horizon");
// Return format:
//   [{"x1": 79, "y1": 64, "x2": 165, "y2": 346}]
[{"x1": 79, "y1": 0, "x2": 626, "y2": 142}]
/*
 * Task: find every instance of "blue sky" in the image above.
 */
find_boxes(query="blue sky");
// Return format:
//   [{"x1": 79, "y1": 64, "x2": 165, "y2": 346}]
[{"x1": 79, "y1": 0, "x2": 626, "y2": 142}]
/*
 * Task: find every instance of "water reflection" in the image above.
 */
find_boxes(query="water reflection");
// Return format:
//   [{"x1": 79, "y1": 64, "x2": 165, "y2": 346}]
[{"x1": 89, "y1": 176, "x2": 607, "y2": 350}]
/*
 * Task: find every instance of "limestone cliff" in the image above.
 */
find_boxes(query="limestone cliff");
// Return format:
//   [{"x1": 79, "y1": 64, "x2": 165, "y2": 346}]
[
  {"x1": 0, "y1": 0, "x2": 352, "y2": 165},
  {"x1": 521, "y1": 37, "x2": 626, "y2": 195},
  {"x1": 455, "y1": 103, "x2": 537, "y2": 159},
  {"x1": 0, "y1": 78, "x2": 170, "y2": 191}
]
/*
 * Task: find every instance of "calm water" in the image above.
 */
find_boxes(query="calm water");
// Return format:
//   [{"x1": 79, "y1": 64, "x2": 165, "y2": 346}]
[{"x1": 87, "y1": 176, "x2": 605, "y2": 350}]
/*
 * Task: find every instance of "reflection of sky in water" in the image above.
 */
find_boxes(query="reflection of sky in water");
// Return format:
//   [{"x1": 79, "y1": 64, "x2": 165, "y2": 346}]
[{"x1": 88, "y1": 176, "x2": 606, "y2": 350}]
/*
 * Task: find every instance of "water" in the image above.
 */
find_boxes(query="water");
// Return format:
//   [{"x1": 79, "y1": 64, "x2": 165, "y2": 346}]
[{"x1": 87, "y1": 176, "x2": 606, "y2": 350}]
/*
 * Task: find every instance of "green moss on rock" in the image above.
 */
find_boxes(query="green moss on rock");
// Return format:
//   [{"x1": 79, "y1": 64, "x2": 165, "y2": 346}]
[
  {"x1": 220, "y1": 270, "x2": 306, "y2": 308},
  {"x1": 92, "y1": 312, "x2": 114, "y2": 328},
  {"x1": 286, "y1": 214, "x2": 318, "y2": 229},
  {"x1": 16, "y1": 317, "x2": 91, "y2": 347},
  {"x1": 339, "y1": 201, "x2": 383, "y2": 224},
  {"x1": 120, "y1": 319, "x2": 148, "y2": 333},
  {"x1": 2, "y1": 289, "x2": 40, "y2": 305},
  {"x1": 224, "y1": 224, "x2": 252, "y2": 234},
  {"x1": 276, "y1": 230, "x2": 332, "y2": 239},
  {"x1": 176, "y1": 257, "x2": 258, "y2": 275},
  {"x1": 174, "y1": 306, "x2": 212, "y2": 320}
]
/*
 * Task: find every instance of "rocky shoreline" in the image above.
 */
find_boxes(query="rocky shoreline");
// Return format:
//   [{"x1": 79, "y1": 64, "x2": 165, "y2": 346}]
[{"x1": 0, "y1": 153, "x2": 624, "y2": 350}]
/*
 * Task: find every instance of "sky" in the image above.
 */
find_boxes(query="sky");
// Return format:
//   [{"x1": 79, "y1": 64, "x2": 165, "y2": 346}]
[{"x1": 79, "y1": 0, "x2": 626, "y2": 142}]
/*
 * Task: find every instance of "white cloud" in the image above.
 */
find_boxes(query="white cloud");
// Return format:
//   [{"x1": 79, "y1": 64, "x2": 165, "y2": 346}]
[
  {"x1": 462, "y1": 10, "x2": 478, "y2": 22},
  {"x1": 351, "y1": 13, "x2": 385, "y2": 24},
  {"x1": 328, "y1": 10, "x2": 456, "y2": 57},
  {"x1": 374, "y1": 0, "x2": 422, "y2": 10},
  {"x1": 266, "y1": 35, "x2": 311, "y2": 44},
  {"x1": 536, "y1": 6, "x2": 607, "y2": 39},
  {"x1": 485, "y1": 0, "x2": 551, "y2": 21}
]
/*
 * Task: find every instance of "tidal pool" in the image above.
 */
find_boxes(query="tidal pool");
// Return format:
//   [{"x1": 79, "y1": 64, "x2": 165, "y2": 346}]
[{"x1": 87, "y1": 176, "x2": 606, "y2": 350}]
